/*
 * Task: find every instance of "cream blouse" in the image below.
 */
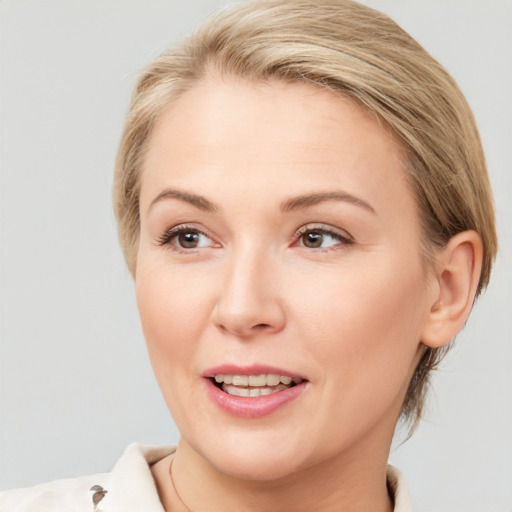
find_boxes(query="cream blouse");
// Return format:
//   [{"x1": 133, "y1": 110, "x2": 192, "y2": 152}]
[{"x1": 0, "y1": 444, "x2": 413, "y2": 511}]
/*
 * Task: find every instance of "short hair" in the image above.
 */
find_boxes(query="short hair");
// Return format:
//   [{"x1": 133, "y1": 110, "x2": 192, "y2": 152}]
[{"x1": 113, "y1": 0, "x2": 497, "y2": 431}]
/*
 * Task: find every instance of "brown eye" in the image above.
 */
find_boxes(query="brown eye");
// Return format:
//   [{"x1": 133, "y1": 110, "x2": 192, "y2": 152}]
[
  {"x1": 157, "y1": 225, "x2": 218, "y2": 251},
  {"x1": 302, "y1": 231, "x2": 324, "y2": 248},
  {"x1": 298, "y1": 228, "x2": 351, "y2": 250},
  {"x1": 177, "y1": 232, "x2": 200, "y2": 248}
]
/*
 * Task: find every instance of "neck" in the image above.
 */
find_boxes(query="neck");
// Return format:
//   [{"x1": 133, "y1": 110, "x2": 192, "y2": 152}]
[{"x1": 158, "y1": 430, "x2": 394, "y2": 512}]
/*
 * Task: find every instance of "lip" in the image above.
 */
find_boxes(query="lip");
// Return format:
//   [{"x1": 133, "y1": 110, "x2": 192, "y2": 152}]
[
  {"x1": 202, "y1": 364, "x2": 308, "y2": 418},
  {"x1": 202, "y1": 364, "x2": 307, "y2": 380}
]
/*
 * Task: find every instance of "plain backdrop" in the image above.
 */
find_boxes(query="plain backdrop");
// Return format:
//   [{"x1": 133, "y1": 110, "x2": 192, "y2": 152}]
[{"x1": 0, "y1": 1, "x2": 511, "y2": 510}]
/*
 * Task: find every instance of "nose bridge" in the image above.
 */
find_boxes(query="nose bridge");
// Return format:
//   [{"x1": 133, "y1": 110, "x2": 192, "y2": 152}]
[{"x1": 213, "y1": 238, "x2": 285, "y2": 337}]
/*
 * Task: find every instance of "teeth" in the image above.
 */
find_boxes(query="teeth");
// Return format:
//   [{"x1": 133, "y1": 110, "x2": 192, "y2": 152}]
[
  {"x1": 266, "y1": 374, "x2": 280, "y2": 386},
  {"x1": 213, "y1": 373, "x2": 300, "y2": 387},
  {"x1": 232, "y1": 375, "x2": 249, "y2": 386},
  {"x1": 222, "y1": 383, "x2": 290, "y2": 397},
  {"x1": 215, "y1": 374, "x2": 233, "y2": 384},
  {"x1": 248, "y1": 375, "x2": 266, "y2": 386},
  {"x1": 223, "y1": 385, "x2": 250, "y2": 397},
  {"x1": 214, "y1": 373, "x2": 303, "y2": 397}
]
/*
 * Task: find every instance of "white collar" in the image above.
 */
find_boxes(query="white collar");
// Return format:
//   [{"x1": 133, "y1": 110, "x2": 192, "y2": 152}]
[{"x1": 75, "y1": 443, "x2": 414, "y2": 512}]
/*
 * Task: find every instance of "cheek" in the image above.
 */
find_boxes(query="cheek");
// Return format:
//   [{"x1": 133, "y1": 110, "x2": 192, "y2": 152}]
[
  {"x1": 135, "y1": 260, "x2": 218, "y2": 428},
  {"x1": 291, "y1": 257, "x2": 428, "y2": 402},
  {"x1": 135, "y1": 260, "x2": 212, "y2": 372}
]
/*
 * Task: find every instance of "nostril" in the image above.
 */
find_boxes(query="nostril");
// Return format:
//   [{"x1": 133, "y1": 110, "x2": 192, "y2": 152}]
[{"x1": 254, "y1": 323, "x2": 271, "y2": 330}]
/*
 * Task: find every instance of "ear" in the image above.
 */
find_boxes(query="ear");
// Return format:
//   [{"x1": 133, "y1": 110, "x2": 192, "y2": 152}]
[{"x1": 421, "y1": 230, "x2": 483, "y2": 348}]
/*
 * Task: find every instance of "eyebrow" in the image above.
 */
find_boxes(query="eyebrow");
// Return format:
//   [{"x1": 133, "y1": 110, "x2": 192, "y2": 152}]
[
  {"x1": 281, "y1": 191, "x2": 376, "y2": 214},
  {"x1": 149, "y1": 188, "x2": 218, "y2": 213},
  {"x1": 149, "y1": 188, "x2": 376, "y2": 215}
]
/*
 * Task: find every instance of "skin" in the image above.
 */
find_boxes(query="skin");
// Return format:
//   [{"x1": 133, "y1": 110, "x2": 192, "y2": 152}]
[{"x1": 135, "y1": 77, "x2": 476, "y2": 512}]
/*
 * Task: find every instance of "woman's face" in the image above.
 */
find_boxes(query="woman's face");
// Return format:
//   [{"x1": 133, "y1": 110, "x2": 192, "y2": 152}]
[{"x1": 136, "y1": 78, "x2": 436, "y2": 479}]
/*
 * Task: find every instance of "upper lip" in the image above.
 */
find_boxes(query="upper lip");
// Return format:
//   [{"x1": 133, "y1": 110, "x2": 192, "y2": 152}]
[{"x1": 202, "y1": 364, "x2": 307, "y2": 381}]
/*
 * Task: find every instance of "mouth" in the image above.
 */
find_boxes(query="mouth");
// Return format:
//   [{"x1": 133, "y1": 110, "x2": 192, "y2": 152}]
[
  {"x1": 212, "y1": 373, "x2": 304, "y2": 397},
  {"x1": 203, "y1": 365, "x2": 308, "y2": 417}
]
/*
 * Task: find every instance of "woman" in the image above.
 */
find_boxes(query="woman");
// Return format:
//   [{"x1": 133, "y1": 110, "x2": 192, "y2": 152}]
[{"x1": 0, "y1": 1, "x2": 500, "y2": 510}]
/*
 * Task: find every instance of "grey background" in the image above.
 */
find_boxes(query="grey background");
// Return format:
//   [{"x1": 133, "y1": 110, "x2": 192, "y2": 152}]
[{"x1": 0, "y1": 0, "x2": 511, "y2": 510}]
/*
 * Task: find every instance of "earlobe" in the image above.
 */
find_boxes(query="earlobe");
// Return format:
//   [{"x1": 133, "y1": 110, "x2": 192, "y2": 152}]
[{"x1": 421, "y1": 231, "x2": 483, "y2": 348}]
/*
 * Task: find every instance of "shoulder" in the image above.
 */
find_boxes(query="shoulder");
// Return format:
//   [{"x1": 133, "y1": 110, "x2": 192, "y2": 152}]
[
  {"x1": 0, "y1": 472, "x2": 109, "y2": 512},
  {"x1": 0, "y1": 443, "x2": 175, "y2": 512},
  {"x1": 387, "y1": 464, "x2": 413, "y2": 512}
]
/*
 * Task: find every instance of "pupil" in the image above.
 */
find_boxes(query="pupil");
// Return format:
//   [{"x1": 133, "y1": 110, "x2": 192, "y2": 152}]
[
  {"x1": 305, "y1": 232, "x2": 323, "y2": 248},
  {"x1": 179, "y1": 232, "x2": 199, "y2": 248}
]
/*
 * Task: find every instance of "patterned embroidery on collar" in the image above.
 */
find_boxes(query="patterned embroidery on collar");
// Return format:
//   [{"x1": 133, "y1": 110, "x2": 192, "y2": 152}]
[{"x1": 90, "y1": 485, "x2": 108, "y2": 511}]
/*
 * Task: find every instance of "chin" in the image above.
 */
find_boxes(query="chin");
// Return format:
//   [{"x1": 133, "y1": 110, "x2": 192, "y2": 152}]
[
  {"x1": 186, "y1": 428, "x2": 314, "y2": 482},
  {"x1": 211, "y1": 450, "x2": 307, "y2": 482}
]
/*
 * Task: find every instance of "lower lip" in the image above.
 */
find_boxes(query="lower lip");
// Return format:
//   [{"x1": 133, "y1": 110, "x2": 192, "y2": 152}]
[{"x1": 204, "y1": 378, "x2": 308, "y2": 418}]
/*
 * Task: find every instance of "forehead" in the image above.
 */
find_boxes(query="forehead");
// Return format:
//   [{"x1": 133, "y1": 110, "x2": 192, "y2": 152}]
[{"x1": 140, "y1": 77, "x2": 413, "y2": 218}]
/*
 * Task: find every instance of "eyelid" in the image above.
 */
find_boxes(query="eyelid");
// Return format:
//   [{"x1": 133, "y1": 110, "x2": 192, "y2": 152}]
[
  {"x1": 155, "y1": 223, "x2": 219, "y2": 249},
  {"x1": 293, "y1": 223, "x2": 354, "y2": 246}
]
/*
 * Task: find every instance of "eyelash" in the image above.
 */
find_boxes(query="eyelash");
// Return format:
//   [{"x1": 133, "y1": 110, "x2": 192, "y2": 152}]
[
  {"x1": 294, "y1": 224, "x2": 354, "y2": 250},
  {"x1": 156, "y1": 224, "x2": 215, "y2": 253},
  {"x1": 156, "y1": 224, "x2": 354, "y2": 253}
]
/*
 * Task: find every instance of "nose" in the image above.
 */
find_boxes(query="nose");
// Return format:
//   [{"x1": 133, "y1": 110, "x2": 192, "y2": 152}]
[{"x1": 212, "y1": 245, "x2": 286, "y2": 338}]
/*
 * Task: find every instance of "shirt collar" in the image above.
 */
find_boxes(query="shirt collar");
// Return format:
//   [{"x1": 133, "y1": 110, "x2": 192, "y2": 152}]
[
  {"x1": 107, "y1": 443, "x2": 174, "y2": 512},
  {"x1": 387, "y1": 464, "x2": 413, "y2": 512},
  {"x1": 104, "y1": 444, "x2": 413, "y2": 512}
]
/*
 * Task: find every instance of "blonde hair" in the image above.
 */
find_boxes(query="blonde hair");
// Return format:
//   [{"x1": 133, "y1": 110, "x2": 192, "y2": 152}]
[{"x1": 113, "y1": 0, "x2": 497, "y2": 429}]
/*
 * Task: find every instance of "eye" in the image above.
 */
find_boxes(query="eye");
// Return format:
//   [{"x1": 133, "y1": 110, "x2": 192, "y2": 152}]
[
  {"x1": 175, "y1": 231, "x2": 209, "y2": 249},
  {"x1": 157, "y1": 225, "x2": 218, "y2": 251},
  {"x1": 296, "y1": 226, "x2": 353, "y2": 250}
]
